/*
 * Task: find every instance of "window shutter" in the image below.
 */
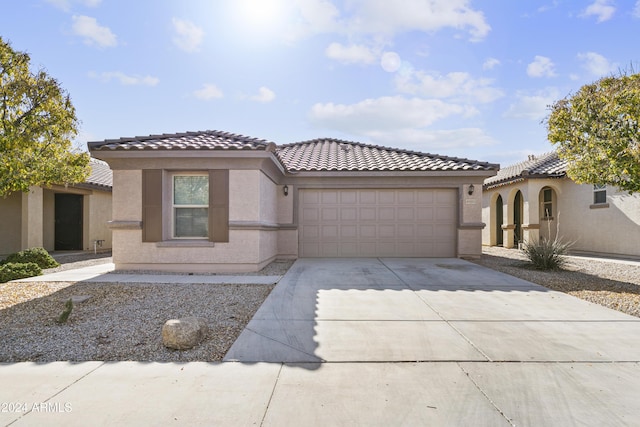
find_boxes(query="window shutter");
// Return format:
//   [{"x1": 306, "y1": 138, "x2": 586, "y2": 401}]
[
  {"x1": 142, "y1": 169, "x2": 163, "y2": 242},
  {"x1": 209, "y1": 170, "x2": 229, "y2": 242}
]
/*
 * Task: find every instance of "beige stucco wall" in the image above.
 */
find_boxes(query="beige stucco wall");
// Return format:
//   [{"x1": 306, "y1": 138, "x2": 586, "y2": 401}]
[
  {"x1": 483, "y1": 178, "x2": 640, "y2": 258},
  {"x1": 0, "y1": 192, "x2": 23, "y2": 256},
  {"x1": 85, "y1": 190, "x2": 113, "y2": 251},
  {"x1": 109, "y1": 167, "x2": 282, "y2": 272}
]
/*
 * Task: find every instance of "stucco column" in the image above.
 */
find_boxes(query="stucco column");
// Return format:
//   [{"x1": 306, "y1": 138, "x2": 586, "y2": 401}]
[
  {"x1": 21, "y1": 186, "x2": 44, "y2": 250},
  {"x1": 502, "y1": 224, "x2": 515, "y2": 249},
  {"x1": 522, "y1": 224, "x2": 540, "y2": 245}
]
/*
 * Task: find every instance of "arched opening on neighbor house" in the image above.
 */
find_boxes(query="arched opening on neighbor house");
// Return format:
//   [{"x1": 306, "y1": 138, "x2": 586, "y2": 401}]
[
  {"x1": 539, "y1": 186, "x2": 558, "y2": 241},
  {"x1": 495, "y1": 194, "x2": 503, "y2": 246},
  {"x1": 513, "y1": 190, "x2": 523, "y2": 247}
]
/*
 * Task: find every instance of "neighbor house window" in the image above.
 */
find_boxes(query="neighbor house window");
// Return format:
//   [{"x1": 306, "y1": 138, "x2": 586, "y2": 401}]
[
  {"x1": 542, "y1": 188, "x2": 553, "y2": 219},
  {"x1": 173, "y1": 174, "x2": 209, "y2": 238},
  {"x1": 593, "y1": 184, "x2": 607, "y2": 205}
]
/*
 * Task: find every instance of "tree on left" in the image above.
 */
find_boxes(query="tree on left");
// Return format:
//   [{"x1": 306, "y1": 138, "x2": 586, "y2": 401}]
[{"x1": 0, "y1": 37, "x2": 89, "y2": 197}]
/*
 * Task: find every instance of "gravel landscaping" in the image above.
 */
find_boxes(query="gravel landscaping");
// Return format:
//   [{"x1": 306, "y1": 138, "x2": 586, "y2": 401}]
[
  {"x1": 472, "y1": 246, "x2": 640, "y2": 318},
  {"x1": 1, "y1": 248, "x2": 638, "y2": 363},
  {"x1": 0, "y1": 255, "x2": 293, "y2": 363}
]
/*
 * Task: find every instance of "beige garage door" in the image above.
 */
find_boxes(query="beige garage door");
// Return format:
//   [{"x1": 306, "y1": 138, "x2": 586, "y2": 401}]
[{"x1": 299, "y1": 189, "x2": 457, "y2": 257}]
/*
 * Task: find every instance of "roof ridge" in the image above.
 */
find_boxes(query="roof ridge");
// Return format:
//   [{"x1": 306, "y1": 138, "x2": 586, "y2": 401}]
[
  {"x1": 278, "y1": 138, "x2": 499, "y2": 168},
  {"x1": 90, "y1": 129, "x2": 275, "y2": 146}
]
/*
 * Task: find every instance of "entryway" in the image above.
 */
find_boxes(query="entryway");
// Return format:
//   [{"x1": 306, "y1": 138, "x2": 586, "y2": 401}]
[{"x1": 55, "y1": 193, "x2": 83, "y2": 250}]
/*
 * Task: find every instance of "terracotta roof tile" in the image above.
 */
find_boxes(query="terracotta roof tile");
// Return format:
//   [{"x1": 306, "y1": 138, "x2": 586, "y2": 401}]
[
  {"x1": 276, "y1": 138, "x2": 498, "y2": 172},
  {"x1": 88, "y1": 130, "x2": 276, "y2": 151},
  {"x1": 484, "y1": 151, "x2": 567, "y2": 188}
]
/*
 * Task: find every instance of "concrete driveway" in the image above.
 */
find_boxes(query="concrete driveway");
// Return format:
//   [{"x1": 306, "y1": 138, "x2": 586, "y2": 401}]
[
  {"x1": 3, "y1": 258, "x2": 640, "y2": 426},
  {"x1": 223, "y1": 257, "x2": 640, "y2": 425}
]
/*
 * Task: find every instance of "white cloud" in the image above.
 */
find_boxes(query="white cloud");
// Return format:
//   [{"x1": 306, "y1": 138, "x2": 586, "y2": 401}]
[
  {"x1": 285, "y1": 0, "x2": 490, "y2": 43},
  {"x1": 172, "y1": 18, "x2": 204, "y2": 53},
  {"x1": 71, "y1": 15, "x2": 117, "y2": 47},
  {"x1": 527, "y1": 56, "x2": 556, "y2": 78},
  {"x1": 90, "y1": 71, "x2": 159, "y2": 86},
  {"x1": 483, "y1": 57, "x2": 500, "y2": 70},
  {"x1": 577, "y1": 51, "x2": 617, "y2": 76},
  {"x1": 581, "y1": 0, "x2": 616, "y2": 22},
  {"x1": 395, "y1": 70, "x2": 503, "y2": 103},
  {"x1": 504, "y1": 88, "x2": 560, "y2": 120},
  {"x1": 368, "y1": 127, "x2": 498, "y2": 150},
  {"x1": 193, "y1": 84, "x2": 224, "y2": 100},
  {"x1": 310, "y1": 96, "x2": 474, "y2": 134},
  {"x1": 250, "y1": 86, "x2": 276, "y2": 103},
  {"x1": 634, "y1": 1, "x2": 640, "y2": 18},
  {"x1": 285, "y1": 0, "x2": 342, "y2": 41},
  {"x1": 325, "y1": 42, "x2": 377, "y2": 65},
  {"x1": 347, "y1": 0, "x2": 491, "y2": 42}
]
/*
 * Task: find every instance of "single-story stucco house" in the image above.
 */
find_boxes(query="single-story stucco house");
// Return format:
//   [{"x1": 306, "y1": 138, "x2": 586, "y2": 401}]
[
  {"x1": 482, "y1": 151, "x2": 640, "y2": 259},
  {"x1": 0, "y1": 158, "x2": 113, "y2": 256},
  {"x1": 88, "y1": 130, "x2": 499, "y2": 273}
]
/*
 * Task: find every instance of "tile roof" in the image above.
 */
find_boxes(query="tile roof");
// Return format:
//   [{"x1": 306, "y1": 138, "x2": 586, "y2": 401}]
[
  {"x1": 75, "y1": 158, "x2": 112, "y2": 191},
  {"x1": 275, "y1": 138, "x2": 499, "y2": 172},
  {"x1": 88, "y1": 130, "x2": 276, "y2": 152},
  {"x1": 484, "y1": 151, "x2": 567, "y2": 188},
  {"x1": 88, "y1": 130, "x2": 498, "y2": 173}
]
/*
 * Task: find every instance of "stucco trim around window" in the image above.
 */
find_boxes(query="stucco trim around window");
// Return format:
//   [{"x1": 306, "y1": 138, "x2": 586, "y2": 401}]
[{"x1": 589, "y1": 203, "x2": 610, "y2": 209}]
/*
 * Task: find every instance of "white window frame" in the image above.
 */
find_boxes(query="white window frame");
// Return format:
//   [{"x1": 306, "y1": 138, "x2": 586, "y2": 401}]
[
  {"x1": 171, "y1": 172, "x2": 209, "y2": 239},
  {"x1": 593, "y1": 184, "x2": 607, "y2": 205}
]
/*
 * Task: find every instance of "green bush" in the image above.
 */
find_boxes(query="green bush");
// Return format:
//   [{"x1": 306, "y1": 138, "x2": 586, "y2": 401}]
[
  {"x1": 1, "y1": 247, "x2": 59, "y2": 269},
  {"x1": 522, "y1": 237, "x2": 572, "y2": 270},
  {"x1": 0, "y1": 262, "x2": 42, "y2": 283}
]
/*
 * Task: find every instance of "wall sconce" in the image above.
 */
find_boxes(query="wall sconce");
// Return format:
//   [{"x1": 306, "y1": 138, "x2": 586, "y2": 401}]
[
  {"x1": 283, "y1": 185, "x2": 289, "y2": 196},
  {"x1": 468, "y1": 184, "x2": 475, "y2": 196}
]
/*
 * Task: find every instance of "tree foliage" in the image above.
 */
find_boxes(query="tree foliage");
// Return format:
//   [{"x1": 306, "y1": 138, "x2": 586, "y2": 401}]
[
  {"x1": 547, "y1": 72, "x2": 640, "y2": 193},
  {"x1": 0, "y1": 37, "x2": 89, "y2": 197}
]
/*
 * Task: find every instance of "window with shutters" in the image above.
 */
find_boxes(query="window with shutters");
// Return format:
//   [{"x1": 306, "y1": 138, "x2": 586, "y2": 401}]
[
  {"x1": 172, "y1": 174, "x2": 209, "y2": 238},
  {"x1": 142, "y1": 169, "x2": 228, "y2": 243}
]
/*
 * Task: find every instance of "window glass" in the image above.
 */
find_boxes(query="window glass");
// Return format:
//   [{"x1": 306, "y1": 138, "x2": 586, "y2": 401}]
[
  {"x1": 593, "y1": 184, "x2": 607, "y2": 204},
  {"x1": 173, "y1": 175, "x2": 208, "y2": 238},
  {"x1": 542, "y1": 188, "x2": 553, "y2": 218},
  {"x1": 174, "y1": 176, "x2": 208, "y2": 205}
]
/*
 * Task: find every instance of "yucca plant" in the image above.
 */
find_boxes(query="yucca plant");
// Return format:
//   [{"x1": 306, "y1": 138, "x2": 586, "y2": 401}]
[{"x1": 522, "y1": 237, "x2": 572, "y2": 270}]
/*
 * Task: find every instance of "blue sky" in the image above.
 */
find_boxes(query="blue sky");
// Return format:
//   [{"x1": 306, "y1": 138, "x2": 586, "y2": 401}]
[{"x1": 1, "y1": 0, "x2": 639, "y2": 167}]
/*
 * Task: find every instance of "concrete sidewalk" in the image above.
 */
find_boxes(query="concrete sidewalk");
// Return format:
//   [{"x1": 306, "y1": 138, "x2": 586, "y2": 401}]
[
  {"x1": 11, "y1": 263, "x2": 282, "y2": 285},
  {"x1": 2, "y1": 258, "x2": 640, "y2": 426}
]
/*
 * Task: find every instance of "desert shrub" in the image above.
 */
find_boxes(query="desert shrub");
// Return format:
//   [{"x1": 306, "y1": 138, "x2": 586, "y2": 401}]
[
  {"x1": 522, "y1": 237, "x2": 572, "y2": 270},
  {"x1": 0, "y1": 262, "x2": 41, "y2": 283},
  {"x1": 1, "y1": 247, "x2": 59, "y2": 269}
]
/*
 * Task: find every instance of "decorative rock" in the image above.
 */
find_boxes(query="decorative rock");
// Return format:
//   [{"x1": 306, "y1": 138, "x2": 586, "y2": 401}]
[{"x1": 162, "y1": 317, "x2": 208, "y2": 350}]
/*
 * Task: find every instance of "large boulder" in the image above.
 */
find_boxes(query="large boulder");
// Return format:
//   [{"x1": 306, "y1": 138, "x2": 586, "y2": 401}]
[{"x1": 162, "y1": 317, "x2": 208, "y2": 350}]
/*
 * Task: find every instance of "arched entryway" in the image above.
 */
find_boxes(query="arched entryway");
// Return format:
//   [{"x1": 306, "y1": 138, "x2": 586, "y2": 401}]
[
  {"x1": 495, "y1": 194, "x2": 503, "y2": 246},
  {"x1": 513, "y1": 190, "x2": 523, "y2": 247}
]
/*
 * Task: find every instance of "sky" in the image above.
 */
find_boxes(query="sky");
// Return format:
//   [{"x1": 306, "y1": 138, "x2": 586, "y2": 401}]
[{"x1": 1, "y1": 0, "x2": 639, "y2": 167}]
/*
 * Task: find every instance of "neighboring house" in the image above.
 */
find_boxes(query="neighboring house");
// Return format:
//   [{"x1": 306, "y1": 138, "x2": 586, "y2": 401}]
[
  {"x1": 88, "y1": 130, "x2": 498, "y2": 272},
  {"x1": 0, "y1": 158, "x2": 113, "y2": 256},
  {"x1": 482, "y1": 151, "x2": 640, "y2": 258}
]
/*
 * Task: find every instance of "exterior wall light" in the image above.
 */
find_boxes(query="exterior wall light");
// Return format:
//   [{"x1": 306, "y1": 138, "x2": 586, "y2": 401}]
[
  {"x1": 468, "y1": 184, "x2": 475, "y2": 195},
  {"x1": 283, "y1": 185, "x2": 289, "y2": 196}
]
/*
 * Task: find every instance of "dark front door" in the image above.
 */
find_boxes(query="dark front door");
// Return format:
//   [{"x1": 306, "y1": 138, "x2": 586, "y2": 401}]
[
  {"x1": 514, "y1": 191, "x2": 523, "y2": 246},
  {"x1": 55, "y1": 194, "x2": 83, "y2": 250},
  {"x1": 496, "y1": 194, "x2": 504, "y2": 246}
]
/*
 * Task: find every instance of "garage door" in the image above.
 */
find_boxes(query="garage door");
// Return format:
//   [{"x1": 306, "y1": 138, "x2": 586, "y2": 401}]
[{"x1": 299, "y1": 189, "x2": 457, "y2": 257}]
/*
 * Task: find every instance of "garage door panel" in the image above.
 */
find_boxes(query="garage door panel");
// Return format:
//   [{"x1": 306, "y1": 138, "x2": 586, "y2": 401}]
[
  {"x1": 340, "y1": 207, "x2": 357, "y2": 220},
  {"x1": 360, "y1": 208, "x2": 376, "y2": 221},
  {"x1": 321, "y1": 191, "x2": 338, "y2": 203},
  {"x1": 321, "y1": 208, "x2": 338, "y2": 221},
  {"x1": 299, "y1": 189, "x2": 457, "y2": 257},
  {"x1": 379, "y1": 207, "x2": 395, "y2": 220},
  {"x1": 378, "y1": 191, "x2": 395, "y2": 204}
]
